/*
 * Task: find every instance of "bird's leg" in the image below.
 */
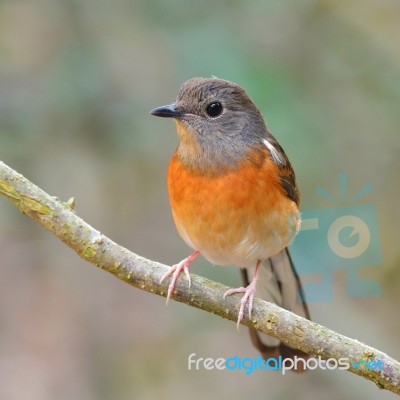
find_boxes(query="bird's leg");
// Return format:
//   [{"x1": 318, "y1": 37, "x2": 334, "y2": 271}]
[
  {"x1": 160, "y1": 250, "x2": 200, "y2": 305},
  {"x1": 223, "y1": 260, "x2": 261, "y2": 329}
]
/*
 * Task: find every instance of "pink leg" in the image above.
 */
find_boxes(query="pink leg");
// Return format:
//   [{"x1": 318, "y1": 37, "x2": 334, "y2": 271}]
[
  {"x1": 223, "y1": 260, "x2": 261, "y2": 329},
  {"x1": 160, "y1": 250, "x2": 200, "y2": 305}
]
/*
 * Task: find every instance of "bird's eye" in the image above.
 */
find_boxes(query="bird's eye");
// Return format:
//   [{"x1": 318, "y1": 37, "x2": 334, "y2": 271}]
[{"x1": 206, "y1": 102, "x2": 223, "y2": 117}]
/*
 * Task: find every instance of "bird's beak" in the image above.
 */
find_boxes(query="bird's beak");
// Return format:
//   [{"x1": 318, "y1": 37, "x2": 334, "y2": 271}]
[{"x1": 150, "y1": 103, "x2": 184, "y2": 119}]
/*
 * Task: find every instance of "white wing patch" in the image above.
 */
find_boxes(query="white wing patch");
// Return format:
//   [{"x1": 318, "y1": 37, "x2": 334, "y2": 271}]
[{"x1": 263, "y1": 139, "x2": 285, "y2": 166}]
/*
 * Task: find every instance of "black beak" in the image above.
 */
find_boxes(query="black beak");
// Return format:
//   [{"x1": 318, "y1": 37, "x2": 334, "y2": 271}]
[{"x1": 150, "y1": 103, "x2": 184, "y2": 118}]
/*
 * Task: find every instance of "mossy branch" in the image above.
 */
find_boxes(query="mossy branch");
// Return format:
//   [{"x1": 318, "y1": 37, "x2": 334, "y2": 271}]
[{"x1": 0, "y1": 160, "x2": 399, "y2": 395}]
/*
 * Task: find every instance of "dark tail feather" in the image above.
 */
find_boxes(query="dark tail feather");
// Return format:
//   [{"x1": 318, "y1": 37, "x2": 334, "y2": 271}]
[
  {"x1": 273, "y1": 247, "x2": 310, "y2": 320},
  {"x1": 241, "y1": 248, "x2": 310, "y2": 373}
]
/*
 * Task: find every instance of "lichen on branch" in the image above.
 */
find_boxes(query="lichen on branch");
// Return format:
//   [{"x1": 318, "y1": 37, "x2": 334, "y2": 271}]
[{"x1": 0, "y1": 161, "x2": 399, "y2": 395}]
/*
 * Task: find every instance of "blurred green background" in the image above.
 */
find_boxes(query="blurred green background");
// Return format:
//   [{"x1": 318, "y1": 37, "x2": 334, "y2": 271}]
[{"x1": 0, "y1": 1, "x2": 399, "y2": 399}]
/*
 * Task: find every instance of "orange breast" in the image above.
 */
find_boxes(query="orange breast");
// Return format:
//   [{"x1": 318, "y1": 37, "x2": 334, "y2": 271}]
[{"x1": 167, "y1": 150, "x2": 300, "y2": 268}]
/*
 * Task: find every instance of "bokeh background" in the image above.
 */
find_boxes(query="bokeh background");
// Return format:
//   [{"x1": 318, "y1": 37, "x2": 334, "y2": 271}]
[{"x1": 0, "y1": 1, "x2": 399, "y2": 399}]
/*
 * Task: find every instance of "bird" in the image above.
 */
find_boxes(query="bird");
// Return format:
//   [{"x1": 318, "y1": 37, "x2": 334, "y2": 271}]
[{"x1": 150, "y1": 77, "x2": 310, "y2": 364}]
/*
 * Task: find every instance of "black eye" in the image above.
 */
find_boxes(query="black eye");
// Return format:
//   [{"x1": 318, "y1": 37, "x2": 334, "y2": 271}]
[{"x1": 206, "y1": 102, "x2": 223, "y2": 117}]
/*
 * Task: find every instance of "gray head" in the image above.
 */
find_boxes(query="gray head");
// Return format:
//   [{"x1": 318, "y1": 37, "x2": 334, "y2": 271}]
[{"x1": 151, "y1": 77, "x2": 272, "y2": 172}]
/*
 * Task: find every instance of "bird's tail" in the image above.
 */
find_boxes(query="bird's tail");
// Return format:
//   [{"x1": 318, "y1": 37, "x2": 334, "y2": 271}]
[{"x1": 241, "y1": 247, "x2": 310, "y2": 372}]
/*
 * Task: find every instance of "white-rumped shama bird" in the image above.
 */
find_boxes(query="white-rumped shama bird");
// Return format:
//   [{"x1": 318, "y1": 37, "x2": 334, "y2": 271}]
[{"x1": 151, "y1": 77, "x2": 310, "y2": 367}]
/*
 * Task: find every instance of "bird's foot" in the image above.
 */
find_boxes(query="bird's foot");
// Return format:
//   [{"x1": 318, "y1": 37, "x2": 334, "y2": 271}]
[
  {"x1": 223, "y1": 260, "x2": 261, "y2": 329},
  {"x1": 160, "y1": 250, "x2": 200, "y2": 304}
]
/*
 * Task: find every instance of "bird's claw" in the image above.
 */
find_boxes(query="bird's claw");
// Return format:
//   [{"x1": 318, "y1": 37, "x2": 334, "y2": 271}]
[
  {"x1": 223, "y1": 261, "x2": 261, "y2": 330},
  {"x1": 160, "y1": 251, "x2": 199, "y2": 304}
]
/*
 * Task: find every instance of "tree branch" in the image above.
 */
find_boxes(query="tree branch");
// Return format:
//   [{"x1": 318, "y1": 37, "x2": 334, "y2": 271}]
[{"x1": 0, "y1": 160, "x2": 399, "y2": 395}]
